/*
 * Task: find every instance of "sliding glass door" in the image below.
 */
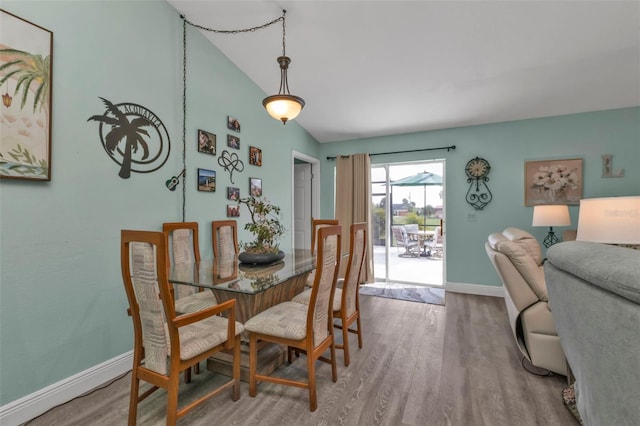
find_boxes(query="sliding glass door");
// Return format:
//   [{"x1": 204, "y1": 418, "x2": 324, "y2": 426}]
[{"x1": 372, "y1": 160, "x2": 445, "y2": 286}]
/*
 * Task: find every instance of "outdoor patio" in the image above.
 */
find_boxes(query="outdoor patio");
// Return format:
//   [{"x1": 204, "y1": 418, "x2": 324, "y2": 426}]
[{"x1": 372, "y1": 244, "x2": 444, "y2": 287}]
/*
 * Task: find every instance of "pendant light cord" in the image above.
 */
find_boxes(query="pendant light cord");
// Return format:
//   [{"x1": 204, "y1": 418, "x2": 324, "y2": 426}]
[
  {"x1": 182, "y1": 11, "x2": 285, "y2": 36},
  {"x1": 181, "y1": 17, "x2": 187, "y2": 222},
  {"x1": 180, "y1": 11, "x2": 286, "y2": 222}
]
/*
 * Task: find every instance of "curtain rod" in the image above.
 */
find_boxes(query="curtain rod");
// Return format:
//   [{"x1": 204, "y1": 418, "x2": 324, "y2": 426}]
[{"x1": 326, "y1": 145, "x2": 456, "y2": 161}]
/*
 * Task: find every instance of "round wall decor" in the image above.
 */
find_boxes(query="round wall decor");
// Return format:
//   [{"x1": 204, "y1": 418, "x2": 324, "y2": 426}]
[{"x1": 465, "y1": 157, "x2": 492, "y2": 210}]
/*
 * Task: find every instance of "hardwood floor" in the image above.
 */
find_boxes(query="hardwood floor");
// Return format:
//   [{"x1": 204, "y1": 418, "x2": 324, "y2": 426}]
[{"x1": 24, "y1": 293, "x2": 577, "y2": 426}]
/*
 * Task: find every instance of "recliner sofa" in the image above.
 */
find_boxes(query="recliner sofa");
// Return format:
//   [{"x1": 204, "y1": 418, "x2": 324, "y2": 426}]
[{"x1": 485, "y1": 227, "x2": 567, "y2": 375}]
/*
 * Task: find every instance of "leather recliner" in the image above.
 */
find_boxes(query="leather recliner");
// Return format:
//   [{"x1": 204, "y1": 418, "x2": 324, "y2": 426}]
[{"x1": 485, "y1": 227, "x2": 567, "y2": 375}]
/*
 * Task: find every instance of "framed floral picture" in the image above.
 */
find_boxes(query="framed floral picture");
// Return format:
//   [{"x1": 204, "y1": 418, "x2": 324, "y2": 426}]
[
  {"x1": 0, "y1": 10, "x2": 53, "y2": 181},
  {"x1": 525, "y1": 158, "x2": 582, "y2": 206}
]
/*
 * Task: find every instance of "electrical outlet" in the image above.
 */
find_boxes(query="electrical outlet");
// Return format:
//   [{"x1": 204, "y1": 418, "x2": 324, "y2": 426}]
[{"x1": 467, "y1": 213, "x2": 477, "y2": 222}]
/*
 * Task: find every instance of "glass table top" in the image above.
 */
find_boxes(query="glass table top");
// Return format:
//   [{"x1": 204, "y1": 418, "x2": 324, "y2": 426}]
[{"x1": 168, "y1": 249, "x2": 315, "y2": 295}]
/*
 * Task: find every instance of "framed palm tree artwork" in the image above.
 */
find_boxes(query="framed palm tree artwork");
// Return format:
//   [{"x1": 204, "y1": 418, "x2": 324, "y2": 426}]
[{"x1": 0, "y1": 10, "x2": 53, "y2": 181}]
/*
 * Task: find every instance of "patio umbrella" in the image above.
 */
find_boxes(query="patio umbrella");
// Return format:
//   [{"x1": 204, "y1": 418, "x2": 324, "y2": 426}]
[{"x1": 390, "y1": 171, "x2": 443, "y2": 229}]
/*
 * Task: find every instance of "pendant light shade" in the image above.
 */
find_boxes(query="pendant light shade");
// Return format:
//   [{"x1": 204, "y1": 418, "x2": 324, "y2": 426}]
[
  {"x1": 263, "y1": 93, "x2": 304, "y2": 124},
  {"x1": 263, "y1": 12, "x2": 305, "y2": 124}
]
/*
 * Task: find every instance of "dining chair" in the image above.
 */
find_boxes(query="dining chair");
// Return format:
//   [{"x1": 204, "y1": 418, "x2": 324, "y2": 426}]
[
  {"x1": 121, "y1": 230, "x2": 242, "y2": 426},
  {"x1": 163, "y1": 222, "x2": 218, "y2": 315},
  {"x1": 305, "y1": 218, "x2": 339, "y2": 287},
  {"x1": 293, "y1": 222, "x2": 367, "y2": 366},
  {"x1": 212, "y1": 220, "x2": 239, "y2": 258},
  {"x1": 244, "y1": 225, "x2": 342, "y2": 412}
]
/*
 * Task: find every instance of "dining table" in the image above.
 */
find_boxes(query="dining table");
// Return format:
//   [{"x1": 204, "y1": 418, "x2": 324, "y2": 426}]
[{"x1": 168, "y1": 249, "x2": 316, "y2": 381}]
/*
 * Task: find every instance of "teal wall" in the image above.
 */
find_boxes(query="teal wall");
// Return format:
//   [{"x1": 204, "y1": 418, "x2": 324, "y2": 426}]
[
  {"x1": 1, "y1": 0, "x2": 638, "y2": 409},
  {"x1": 319, "y1": 107, "x2": 640, "y2": 287},
  {"x1": 0, "y1": 0, "x2": 318, "y2": 405}
]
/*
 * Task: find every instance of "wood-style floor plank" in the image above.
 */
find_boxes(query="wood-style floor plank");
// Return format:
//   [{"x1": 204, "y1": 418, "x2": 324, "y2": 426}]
[{"x1": 23, "y1": 292, "x2": 577, "y2": 426}]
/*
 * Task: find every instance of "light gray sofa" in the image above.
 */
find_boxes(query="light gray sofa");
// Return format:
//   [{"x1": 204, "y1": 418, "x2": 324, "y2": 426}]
[{"x1": 545, "y1": 241, "x2": 640, "y2": 426}]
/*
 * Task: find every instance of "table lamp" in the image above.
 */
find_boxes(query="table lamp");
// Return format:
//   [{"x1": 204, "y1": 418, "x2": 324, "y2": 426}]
[
  {"x1": 576, "y1": 196, "x2": 640, "y2": 249},
  {"x1": 532, "y1": 204, "x2": 571, "y2": 247}
]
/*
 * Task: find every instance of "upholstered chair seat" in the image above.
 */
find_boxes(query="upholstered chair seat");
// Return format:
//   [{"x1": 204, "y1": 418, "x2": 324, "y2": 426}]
[
  {"x1": 292, "y1": 287, "x2": 341, "y2": 311},
  {"x1": 168, "y1": 315, "x2": 243, "y2": 360},
  {"x1": 244, "y1": 301, "x2": 308, "y2": 340},
  {"x1": 174, "y1": 290, "x2": 219, "y2": 315}
]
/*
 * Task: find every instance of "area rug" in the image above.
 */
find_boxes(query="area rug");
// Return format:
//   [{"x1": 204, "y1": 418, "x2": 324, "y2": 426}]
[
  {"x1": 359, "y1": 282, "x2": 445, "y2": 306},
  {"x1": 562, "y1": 383, "x2": 583, "y2": 424}
]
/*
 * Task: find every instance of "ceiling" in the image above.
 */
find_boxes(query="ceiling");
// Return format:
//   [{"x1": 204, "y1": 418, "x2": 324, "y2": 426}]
[{"x1": 167, "y1": 1, "x2": 640, "y2": 143}]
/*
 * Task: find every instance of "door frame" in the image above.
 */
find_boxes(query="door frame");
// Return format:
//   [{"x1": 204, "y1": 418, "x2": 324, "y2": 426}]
[{"x1": 291, "y1": 151, "x2": 320, "y2": 251}]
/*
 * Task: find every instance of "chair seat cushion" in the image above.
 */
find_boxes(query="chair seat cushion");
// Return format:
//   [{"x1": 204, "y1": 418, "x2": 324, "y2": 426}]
[
  {"x1": 244, "y1": 301, "x2": 307, "y2": 340},
  {"x1": 292, "y1": 288, "x2": 341, "y2": 312},
  {"x1": 175, "y1": 291, "x2": 217, "y2": 315},
  {"x1": 168, "y1": 316, "x2": 244, "y2": 360}
]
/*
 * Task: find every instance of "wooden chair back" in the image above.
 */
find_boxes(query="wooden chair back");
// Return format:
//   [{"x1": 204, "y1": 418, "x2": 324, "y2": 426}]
[
  {"x1": 163, "y1": 222, "x2": 200, "y2": 299},
  {"x1": 341, "y1": 222, "x2": 367, "y2": 317},
  {"x1": 212, "y1": 220, "x2": 239, "y2": 258},
  {"x1": 162, "y1": 222, "x2": 201, "y2": 264},
  {"x1": 307, "y1": 225, "x2": 342, "y2": 345},
  {"x1": 311, "y1": 219, "x2": 339, "y2": 255}
]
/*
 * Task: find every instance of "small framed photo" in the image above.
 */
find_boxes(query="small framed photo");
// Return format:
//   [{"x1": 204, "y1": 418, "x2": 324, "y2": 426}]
[
  {"x1": 249, "y1": 146, "x2": 262, "y2": 166},
  {"x1": 227, "y1": 186, "x2": 240, "y2": 201},
  {"x1": 227, "y1": 204, "x2": 240, "y2": 217},
  {"x1": 250, "y1": 177, "x2": 262, "y2": 197},
  {"x1": 227, "y1": 116, "x2": 241, "y2": 133},
  {"x1": 227, "y1": 134, "x2": 240, "y2": 149},
  {"x1": 524, "y1": 158, "x2": 583, "y2": 206},
  {"x1": 197, "y1": 129, "x2": 216, "y2": 155},
  {"x1": 197, "y1": 168, "x2": 216, "y2": 192}
]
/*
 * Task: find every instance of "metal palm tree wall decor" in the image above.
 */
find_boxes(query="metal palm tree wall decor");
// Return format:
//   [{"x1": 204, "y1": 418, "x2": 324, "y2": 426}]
[{"x1": 88, "y1": 97, "x2": 170, "y2": 179}]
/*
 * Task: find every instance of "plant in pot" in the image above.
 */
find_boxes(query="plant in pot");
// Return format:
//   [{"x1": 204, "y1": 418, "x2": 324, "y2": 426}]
[{"x1": 237, "y1": 196, "x2": 286, "y2": 265}]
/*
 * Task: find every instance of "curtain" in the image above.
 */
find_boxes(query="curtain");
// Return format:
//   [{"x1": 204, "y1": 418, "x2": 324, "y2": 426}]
[{"x1": 335, "y1": 153, "x2": 373, "y2": 283}]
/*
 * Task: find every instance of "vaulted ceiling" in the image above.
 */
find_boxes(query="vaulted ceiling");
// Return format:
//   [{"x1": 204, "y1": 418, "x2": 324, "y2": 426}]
[{"x1": 168, "y1": 1, "x2": 640, "y2": 143}]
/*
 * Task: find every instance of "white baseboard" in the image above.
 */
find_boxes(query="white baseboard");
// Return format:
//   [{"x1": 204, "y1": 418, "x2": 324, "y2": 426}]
[
  {"x1": 445, "y1": 281, "x2": 504, "y2": 298},
  {"x1": 0, "y1": 350, "x2": 133, "y2": 426}
]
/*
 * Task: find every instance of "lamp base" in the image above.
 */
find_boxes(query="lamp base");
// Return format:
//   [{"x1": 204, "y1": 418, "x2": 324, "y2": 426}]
[{"x1": 543, "y1": 228, "x2": 560, "y2": 248}]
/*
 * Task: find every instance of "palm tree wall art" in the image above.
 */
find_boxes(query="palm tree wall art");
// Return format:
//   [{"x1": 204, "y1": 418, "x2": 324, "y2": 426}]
[
  {"x1": 87, "y1": 97, "x2": 171, "y2": 179},
  {"x1": 0, "y1": 10, "x2": 53, "y2": 181}
]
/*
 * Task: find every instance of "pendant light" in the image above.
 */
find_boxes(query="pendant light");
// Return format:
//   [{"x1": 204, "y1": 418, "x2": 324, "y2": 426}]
[{"x1": 262, "y1": 10, "x2": 305, "y2": 124}]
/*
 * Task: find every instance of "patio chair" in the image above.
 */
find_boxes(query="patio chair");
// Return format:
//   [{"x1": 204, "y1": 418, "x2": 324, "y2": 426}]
[
  {"x1": 391, "y1": 225, "x2": 420, "y2": 257},
  {"x1": 428, "y1": 226, "x2": 444, "y2": 258}
]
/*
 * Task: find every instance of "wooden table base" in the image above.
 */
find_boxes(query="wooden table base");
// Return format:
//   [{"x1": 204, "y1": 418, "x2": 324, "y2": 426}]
[{"x1": 206, "y1": 342, "x2": 285, "y2": 383}]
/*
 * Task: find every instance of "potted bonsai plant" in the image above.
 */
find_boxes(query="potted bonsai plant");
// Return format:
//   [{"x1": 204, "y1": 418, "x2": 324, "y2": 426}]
[{"x1": 237, "y1": 196, "x2": 286, "y2": 265}]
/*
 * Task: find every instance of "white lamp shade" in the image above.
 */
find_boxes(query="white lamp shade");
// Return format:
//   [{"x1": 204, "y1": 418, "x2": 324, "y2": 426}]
[
  {"x1": 263, "y1": 95, "x2": 304, "y2": 123},
  {"x1": 532, "y1": 205, "x2": 571, "y2": 227},
  {"x1": 576, "y1": 196, "x2": 640, "y2": 244}
]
